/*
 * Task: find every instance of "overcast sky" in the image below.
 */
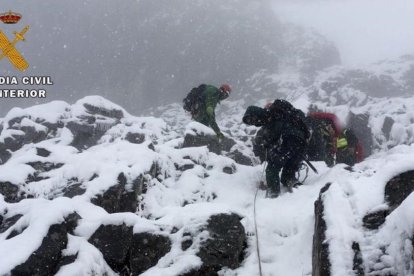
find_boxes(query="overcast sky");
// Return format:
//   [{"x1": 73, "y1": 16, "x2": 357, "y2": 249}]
[{"x1": 272, "y1": 0, "x2": 414, "y2": 66}]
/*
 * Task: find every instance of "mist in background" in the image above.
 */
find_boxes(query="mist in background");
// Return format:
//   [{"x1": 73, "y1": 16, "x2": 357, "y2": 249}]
[
  {"x1": 0, "y1": 0, "x2": 412, "y2": 116},
  {"x1": 273, "y1": 0, "x2": 414, "y2": 66}
]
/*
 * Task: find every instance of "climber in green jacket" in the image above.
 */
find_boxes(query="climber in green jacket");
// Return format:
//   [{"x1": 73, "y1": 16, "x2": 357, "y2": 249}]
[{"x1": 188, "y1": 84, "x2": 231, "y2": 139}]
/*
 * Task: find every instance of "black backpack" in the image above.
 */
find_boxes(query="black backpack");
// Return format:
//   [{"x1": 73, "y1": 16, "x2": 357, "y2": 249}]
[
  {"x1": 183, "y1": 84, "x2": 207, "y2": 114},
  {"x1": 269, "y1": 99, "x2": 311, "y2": 140},
  {"x1": 242, "y1": 106, "x2": 270, "y2": 127}
]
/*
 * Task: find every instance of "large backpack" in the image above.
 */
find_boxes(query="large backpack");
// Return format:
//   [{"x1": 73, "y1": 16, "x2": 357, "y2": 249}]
[
  {"x1": 183, "y1": 84, "x2": 207, "y2": 114},
  {"x1": 242, "y1": 105, "x2": 270, "y2": 127},
  {"x1": 269, "y1": 99, "x2": 311, "y2": 141}
]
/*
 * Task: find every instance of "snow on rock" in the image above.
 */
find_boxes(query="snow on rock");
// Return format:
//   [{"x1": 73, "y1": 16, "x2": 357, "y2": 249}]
[
  {"x1": 313, "y1": 145, "x2": 414, "y2": 275},
  {"x1": 1, "y1": 93, "x2": 414, "y2": 275}
]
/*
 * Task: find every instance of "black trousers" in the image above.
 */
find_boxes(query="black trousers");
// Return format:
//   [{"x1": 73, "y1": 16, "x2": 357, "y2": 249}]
[{"x1": 266, "y1": 136, "x2": 306, "y2": 195}]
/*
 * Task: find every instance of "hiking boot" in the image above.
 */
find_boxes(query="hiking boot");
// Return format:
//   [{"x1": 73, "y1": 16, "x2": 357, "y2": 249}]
[
  {"x1": 285, "y1": 178, "x2": 299, "y2": 193},
  {"x1": 293, "y1": 182, "x2": 303, "y2": 188},
  {"x1": 266, "y1": 189, "x2": 279, "y2": 198}
]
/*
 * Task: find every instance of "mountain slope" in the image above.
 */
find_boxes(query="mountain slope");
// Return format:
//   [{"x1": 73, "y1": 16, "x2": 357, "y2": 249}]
[{"x1": 0, "y1": 89, "x2": 414, "y2": 275}]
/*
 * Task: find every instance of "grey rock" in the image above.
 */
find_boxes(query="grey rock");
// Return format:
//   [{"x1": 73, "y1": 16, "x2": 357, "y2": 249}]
[
  {"x1": 119, "y1": 174, "x2": 143, "y2": 213},
  {"x1": 36, "y1": 148, "x2": 51, "y2": 157},
  {"x1": 312, "y1": 183, "x2": 332, "y2": 276},
  {"x1": 0, "y1": 214, "x2": 23, "y2": 233},
  {"x1": 83, "y1": 103, "x2": 124, "y2": 120},
  {"x1": 125, "y1": 132, "x2": 145, "y2": 144},
  {"x1": 384, "y1": 170, "x2": 414, "y2": 209},
  {"x1": 352, "y1": 242, "x2": 364, "y2": 275},
  {"x1": 88, "y1": 223, "x2": 133, "y2": 272},
  {"x1": 129, "y1": 233, "x2": 171, "y2": 275},
  {"x1": 11, "y1": 223, "x2": 68, "y2": 276},
  {"x1": 362, "y1": 209, "x2": 389, "y2": 230},
  {"x1": 226, "y1": 150, "x2": 253, "y2": 166},
  {"x1": 91, "y1": 183, "x2": 123, "y2": 214},
  {"x1": 183, "y1": 133, "x2": 221, "y2": 154},
  {"x1": 194, "y1": 213, "x2": 246, "y2": 275},
  {"x1": 0, "y1": 182, "x2": 20, "y2": 203},
  {"x1": 66, "y1": 121, "x2": 106, "y2": 150},
  {"x1": 62, "y1": 183, "x2": 86, "y2": 198},
  {"x1": 55, "y1": 253, "x2": 78, "y2": 273}
]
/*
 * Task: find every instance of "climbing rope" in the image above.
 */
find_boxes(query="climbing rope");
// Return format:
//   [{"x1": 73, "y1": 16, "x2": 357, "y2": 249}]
[
  {"x1": 253, "y1": 155, "x2": 267, "y2": 276},
  {"x1": 253, "y1": 186, "x2": 263, "y2": 276},
  {"x1": 297, "y1": 161, "x2": 310, "y2": 184}
]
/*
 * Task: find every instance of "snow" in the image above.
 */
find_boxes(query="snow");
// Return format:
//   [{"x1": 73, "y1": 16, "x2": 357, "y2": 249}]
[{"x1": 0, "y1": 88, "x2": 414, "y2": 275}]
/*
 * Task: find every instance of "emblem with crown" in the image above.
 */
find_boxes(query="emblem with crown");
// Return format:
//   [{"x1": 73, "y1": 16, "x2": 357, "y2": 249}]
[{"x1": 0, "y1": 10, "x2": 22, "y2": 24}]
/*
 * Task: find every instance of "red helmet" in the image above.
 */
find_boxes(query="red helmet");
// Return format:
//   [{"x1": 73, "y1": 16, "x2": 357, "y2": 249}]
[{"x1": 220, "y1": 84, "x2": 232, "y2": 94}]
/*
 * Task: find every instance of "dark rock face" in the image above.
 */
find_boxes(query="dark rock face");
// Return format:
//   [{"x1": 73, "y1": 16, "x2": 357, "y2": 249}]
[
  {"x1": 55, "y1": 254, "x2": 78, "y2": 273},
  {"x1": 226, "y1": 150, "x2": 254, "y2": 166},
  {"x1": 88, "y1": 223, "x2": 133, "y2": 272},
  {"x1": 0, "y1": 120, "x2": 49, "y2": 164},
  {"x1": 362, "y1": 209, "x2": 389, "y2": 230},
  {"x1": 91, "y1": 183, "x2": 124, "y2": 213},
  {"x1": 119, "y1": 175, "x2": 143, "y2": 213},
  {"x1": 0, "y1": 214, "x2": 23, "y2": 234},
  {"x1": 125, "y1": 132, "x2": 145, "y2": 144},
  {"x1": 195, "y1": 213, "x2": 246, "y2": 275},
  {"x1": 91, "y1": 173, "x2": 142, "y2": 213},
  {"x1": 183, "y1": 133, "x2": 221, "y2": 154},
  {"x1": 26, "y1": 162, "x2": 64, "y2": 183},
  {"x1": 352, "y1": 242, "x2": 364, "y2": 275},
  {"x1": 83, "y1": 103, "x2": 124, "y2": 120},
  {"x1": 221, "y1": 137, "x2": 236, "y2": 152},
  {"x1": 312, "y1": 183, "x2": 332, "y2": 276},
  {"x1": 130, "y1": 233, "x2": 172, "y2": 275},
  {"x1": 0, "y1": 182, "x2": 20, "y2": 203},
  {"x1": 0, "y1": 149, "x2": 11, "y2": 165},
  {"x1": 11, "y1": 223, "x2": 68, "y2": 276},
  {"x1": 62, "y1": 183, "x2": 86, "y2": 198},
  {"x1": 181, "y1": 232, "x2": 193, "y2": 251},
  {"x1": 64, "y1": 212, "x2": 81, "y2": 235},
  {"x1": 222, "y1": 164, "x2": 237, "y2": 174},
  {"x1": 36, "y1": 147, "x2": 51, "y2": 157},
  {"x1": 384, "y1": 170, "x2": 414, "y2": 209},
  {"x1": 66, "y1": 121, "x2": 107, "y2": 151}
]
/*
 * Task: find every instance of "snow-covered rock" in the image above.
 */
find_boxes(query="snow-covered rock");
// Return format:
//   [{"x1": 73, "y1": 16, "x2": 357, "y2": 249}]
[{"x1": 1, "y1": 90, "x2": 414, "y2": 275}]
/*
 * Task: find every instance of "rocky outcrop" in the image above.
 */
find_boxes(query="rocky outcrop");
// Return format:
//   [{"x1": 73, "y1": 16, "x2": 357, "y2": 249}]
[
  {"x1": 189, "y1": 213, "x2": 246, "y2": 275},
  {"x1": 183, "y1": 133, "x2": 222, "y2": 154},
  {"x1": 129, "y1": 233, "x2": 172, "y2": 275},
  {"x1": 11, "y1": 223, "x2": 69, "y2": 275},
  {"x1": 362, "y1": 209, "x2": 389, "y2": 230},
  {"x1": 88, "y1": 223, "x2": 133, "y2": 272},
  {"x1": 312, "y1": 183, "x2": 331, "y2": 276},
  {"x1": 0, "y1": 182, "x2": 20, "y2": 203},
  {"x1": 384, "y1": 170, "x2": 414, "y2": 209}
]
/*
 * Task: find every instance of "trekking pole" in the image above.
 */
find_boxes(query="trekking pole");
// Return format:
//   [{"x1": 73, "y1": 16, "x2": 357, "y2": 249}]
[{"x1": 304, "y1": 159, "x2": 318, "y2": 174}]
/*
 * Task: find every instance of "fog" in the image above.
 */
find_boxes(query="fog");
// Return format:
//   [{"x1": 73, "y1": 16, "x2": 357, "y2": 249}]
[
  {"x1": 0, "y1": 0, "x2": 413, "y2": 116},
  {"x1": 273, "y1": 0, "x2": 414, "y2": 65}
]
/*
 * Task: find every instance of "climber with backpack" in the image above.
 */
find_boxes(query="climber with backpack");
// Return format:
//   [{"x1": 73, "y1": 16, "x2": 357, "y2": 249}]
[
  {"x1": 183, "y1": 84, "x2": 231, "y2": 140},
  {"x1": 336, "y1": 128, "x2": 362, "y2": 166},
  {"x1": 243, "y1": 99, "x2": 310, "y2": 198}
]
